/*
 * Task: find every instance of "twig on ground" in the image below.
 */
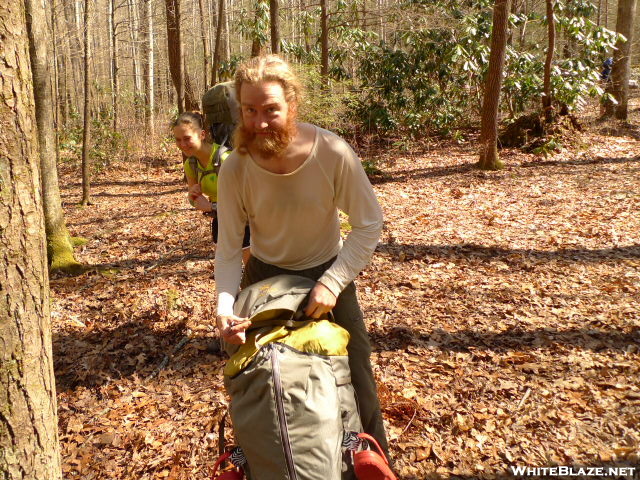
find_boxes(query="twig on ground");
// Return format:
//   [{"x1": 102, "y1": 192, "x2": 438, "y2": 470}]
[
  {"x1": 517, "y1": 387, "x2": 532, "y2": 410},
  {"x1": 146, "y1": 335, "x2": 191, "y2": 381}
]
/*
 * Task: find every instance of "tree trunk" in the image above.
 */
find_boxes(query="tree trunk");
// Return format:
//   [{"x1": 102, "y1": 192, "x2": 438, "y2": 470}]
[
  {"x1": 197, "y1": 0, "x2": 210, "y2": 90},
  {"x1": 542, "y1": 0, "x2": 555, "y2": 123},
  {"x1": 0, "y1": 3, "x2": 62, "y2": 479},
  {"x1": 609, "y1": 0, "x2": 637, "y2": 120},
  {"x1": 81, "y1": 0, "x2": 91, "y2": 205},
  {"x1": 142, "y1": 0, "x2": 155, "y2": 134},
  {"x1": 165, "y1": 0, "x2": 184, "y2": 113},
  {"x1": 211, "y1": 0, "x2": 225, "y2": 85},
  {"x1": 127, "y1": 0, "x2": 142, "y2": 118},
  {"x1": 320, "y1": 0, "x2": 329, "y2": 84},
  {"x1": 25, "y1": 0, "x2": 82, "y2": 272},
  {"x1": 250, "y1": 4, "x2": 265, "y2": 57},
  {"x1": 109, "y1": 0, "x2": 119, "y2": 130},
  {"x1": 270, "y1": 0, "x2": 280, "y2": 54},
  {"x1": 62, "y1": 0, "x2": 84, "y2": 117},
  {"x1": 224, "y1": 0, "x2": 230, "y2": 61},
  {"x1": 184, "y1": 62, "x2": 199, "y2": 111},
  {"x1": 51, "y1": 0, "x2": 60, "y2": 129},
  {"x1": 477, "y1": 0, "x2": 511, "y2": 171}
]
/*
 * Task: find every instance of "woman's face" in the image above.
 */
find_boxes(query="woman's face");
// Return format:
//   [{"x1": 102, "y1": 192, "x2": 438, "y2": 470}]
[{"x1": 173, "y1": 124, "x2": 205, "y2": 155}]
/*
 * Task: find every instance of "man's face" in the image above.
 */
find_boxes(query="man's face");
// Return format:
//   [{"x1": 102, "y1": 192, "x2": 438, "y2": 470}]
[{"x1": 238, "y1": 80, "x2": 297, "y2": 158}]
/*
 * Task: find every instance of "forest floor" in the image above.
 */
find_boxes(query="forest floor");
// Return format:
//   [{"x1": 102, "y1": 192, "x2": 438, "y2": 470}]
[{"x1": 51, "y1": 99, "x2": 640, "y2": 480}]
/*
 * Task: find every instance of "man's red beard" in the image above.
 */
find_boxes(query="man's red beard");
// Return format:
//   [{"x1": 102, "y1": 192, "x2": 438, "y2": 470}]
[{"x1": 234, "y1": 114, "x2": 298, "y2": 158}]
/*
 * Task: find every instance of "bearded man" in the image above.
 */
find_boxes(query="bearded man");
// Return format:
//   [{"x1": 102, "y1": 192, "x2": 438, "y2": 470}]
[{"x1": 214, "y1": 54, "x2": 389, "y2": 458}]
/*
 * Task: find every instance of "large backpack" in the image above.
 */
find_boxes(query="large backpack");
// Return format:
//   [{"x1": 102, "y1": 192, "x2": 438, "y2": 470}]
[
  {"x1": 188, "y1": 82, "x2": 239, "y2": 182},
  {"x1": 202, "y1": 81, "x2": 240, "y2": 150},
  {"x1": 223, "y1": 275, "x2": 363, "y2": 480}
]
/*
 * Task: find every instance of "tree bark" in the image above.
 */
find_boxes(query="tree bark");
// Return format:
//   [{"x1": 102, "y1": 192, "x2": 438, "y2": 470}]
[
  {"x1": 0, "y1": 3, "x2": 62, "y2": 479},
  {"x1": 477, "y1": 0, "x2": 511, "y2": 171},
  {"x1": 270, "y1": 0, "x2": 280, "y2": 54},
  {"x1": 211, "y1": 0, "x2": 225, "y2": 85},
  {"x1": 542, "y1": 0, "x2": 555, "y2": 123},
  {"x1": 142, "y1": 0, "x2": 155, "y2": 134},
  {"x1": 127, "y1": 0, "x2": 142, "y2": 118},
  {"x1": 608, "y1": 0, "x2": 637, "y2": 120},
  {"x1": 320, "y1": 0, "x2": 329, "y2": 84},
  {"x1": 109, "y1": 0, "x2": 119, "y2": 130},
  {"x1": 198, "y1": 0, "x2": 210, "y2": 90},
  {"x1": 165, "y1": 0, "x2": 184, "y2": 112},
  {"x1": 25, "y1": 0, "x2": 82, "y2": 272},
  {"x1": 81, "y1": 0, "x2": 91, "y2": 205}
]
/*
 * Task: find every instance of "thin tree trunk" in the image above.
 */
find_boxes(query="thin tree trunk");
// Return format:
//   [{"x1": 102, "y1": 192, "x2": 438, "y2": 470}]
[
  {"x1": 127, "y1": 0, "x2": 142, "y2": 118},
  {"x1": 198, "y1": 0, "x2": 210, "y2": 89},
  {"x1": 144, "y1": 0, "x2": 155, "y2": 134},
  {"x1": 109, "y1": 0, "x2": 119, "y2": 130},
  {"x1": 0, "y1": 3, "x2": 62, "y2": 478},
  {"x1": 81, "y1": 0, "x2": 91, "y2": 205},
  {"x1": 320, "y1": 0, "x2": 329, "y2": 84},
  {"x1": 62, "y1": 0, "x2": 83, "y2": 117},
  {"x1": 224, "y1": 0, "x2": 230, "y2": 60},
  {"x1": 211, "y1": 0, "x2": 225, "y2": 84},
  {"x1": 608, "y1": 0, "x2": 637, "y2": 120},
  {"x1": 542, "y1": 0, "x2": 555, "y2": 122},
  {"x1": 270, "y1": 0, "x2": 280, "y2": 54},
  {"x1": 165, "y1": 0, "x2": 184, "y2": 112},
  {"x1": 477, "y1": 0, "x2": 511, "y2": 171},
  {"x1": 51, "y1": 0, "x2": 60, "y2": 130},
  {"x1": 26, "y1": 0, "x2": 82, "y2": 272}
]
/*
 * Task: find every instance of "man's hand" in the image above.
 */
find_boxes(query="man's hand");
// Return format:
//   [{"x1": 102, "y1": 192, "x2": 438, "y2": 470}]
[
  {"x1": 304, "y1": 282, "x2": 337, "y2": 319},
  {"x1": 193, "y1": 195, "x2": 213, "y2": 212},
  {"x1": 216, "y1": 315, "x2": 252, "y2": 345}
]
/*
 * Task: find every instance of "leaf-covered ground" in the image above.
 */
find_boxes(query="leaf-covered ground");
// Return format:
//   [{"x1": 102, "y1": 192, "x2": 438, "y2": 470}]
[{"x1": 51, "y1": 104, "x2": 640, "y2": 480}]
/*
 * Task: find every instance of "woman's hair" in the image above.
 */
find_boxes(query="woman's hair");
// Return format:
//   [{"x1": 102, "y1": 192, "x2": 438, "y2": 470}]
[
  {"x1": 234, "y1": 55, "x2": 303, "y2": 108},
  {"x1": 172, "y1": 111, "x2": 205, "y2": 131}
]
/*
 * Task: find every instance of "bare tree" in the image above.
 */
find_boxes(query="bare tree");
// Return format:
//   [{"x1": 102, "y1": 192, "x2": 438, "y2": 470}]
[
  {"x1": 477, "y1": 0, "x2": 512, "y2": 171},
  {"x1": 25, "y1": 0, "x2": 82, "y2": 272},
  {"x1": 0, "y1": 3, "x2": 62, "y2": 478},
  {"x1": 270, "y1": 0, "x2": 280, "y2": 53},
  {"x1": 108, "y1": 0, "x2": 120, "y2": 130},
  {"x1": 211, "y1": 0, "x2": 225, "y2": 85},
  {"x1": 198, "y1": 0, "x2": 210, "y2": 89},
  {"x1": 165, "y1": 0, "x2": 185, "y2": 112},
  {"x1": 320, "y1": 0, "x2": 329, "y2": 83},
  {"x1": 81, "y1": 0, "x2": 91, "y2": 205},
  {"x1": 127, "y1": 0, "x2": 143, "y2": 117},
  {"x1": 606, "y1": 0, "x2": 637, "y2": 120},
  {"x1": 141, "y1": 0, "x2": 155, "y2": 133},
  {"x1": 542, "y1": 0, "x2": 556, "y2": 123}
]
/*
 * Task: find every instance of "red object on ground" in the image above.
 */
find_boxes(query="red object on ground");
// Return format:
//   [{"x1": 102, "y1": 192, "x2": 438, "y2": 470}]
[
  {"x1": 211, "y1": 451, "x2": 244, "y2": 480},
  {"x1": 354, "y1": 433, "x2": 397, "y2": 480}
]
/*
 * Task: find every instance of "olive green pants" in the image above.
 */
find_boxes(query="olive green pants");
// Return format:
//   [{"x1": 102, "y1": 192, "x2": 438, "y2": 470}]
[{"x1": 241, "y1": 255, "x2": 390, "y2": 459}]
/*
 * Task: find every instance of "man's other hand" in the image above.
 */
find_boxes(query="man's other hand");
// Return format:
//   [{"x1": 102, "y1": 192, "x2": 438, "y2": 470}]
[
  {"x1": 216, "y1": 315, "x2": 252, "y2": 344},
  {"x1": 304, "y1": 282, "x2": 337, "y2": 319},
  {"x1": 193, "y1": 195, "x2": 213, "y2": 212}
]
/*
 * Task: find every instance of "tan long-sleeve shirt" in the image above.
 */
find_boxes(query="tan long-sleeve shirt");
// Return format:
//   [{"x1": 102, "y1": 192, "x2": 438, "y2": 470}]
[{"x1": 215, "y1": 126, "x2": 383, "y2": 316}]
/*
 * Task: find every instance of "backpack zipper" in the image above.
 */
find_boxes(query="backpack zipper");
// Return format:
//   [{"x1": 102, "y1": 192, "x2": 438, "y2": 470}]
[{"x1": 271, "y1": 344, "x2": 298, "y2": 480}]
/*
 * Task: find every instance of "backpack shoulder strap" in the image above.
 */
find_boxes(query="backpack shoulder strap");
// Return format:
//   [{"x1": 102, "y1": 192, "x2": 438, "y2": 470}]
[
  {"x1": 213, "y1": 144, "x2": 229, "y2": 175},
  {"x1": 186, "y1": 156, "x2": 200, "y2": 181}
]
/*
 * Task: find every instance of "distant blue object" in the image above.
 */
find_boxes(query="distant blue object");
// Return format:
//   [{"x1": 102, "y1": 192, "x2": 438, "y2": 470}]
[{"x1": 601, "y1": 57, "x2": 613, "y2": 81}]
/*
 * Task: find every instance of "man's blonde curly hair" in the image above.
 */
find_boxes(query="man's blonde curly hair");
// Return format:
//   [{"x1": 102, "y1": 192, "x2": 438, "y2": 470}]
[{"x1": 234, "y1": 55, "x2": 303, "y2": 108}]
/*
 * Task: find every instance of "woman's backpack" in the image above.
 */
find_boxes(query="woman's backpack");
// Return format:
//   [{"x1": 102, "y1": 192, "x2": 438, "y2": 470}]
[{"x1": 223, "y1": 275, "x2": 363, "y2": 480}]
